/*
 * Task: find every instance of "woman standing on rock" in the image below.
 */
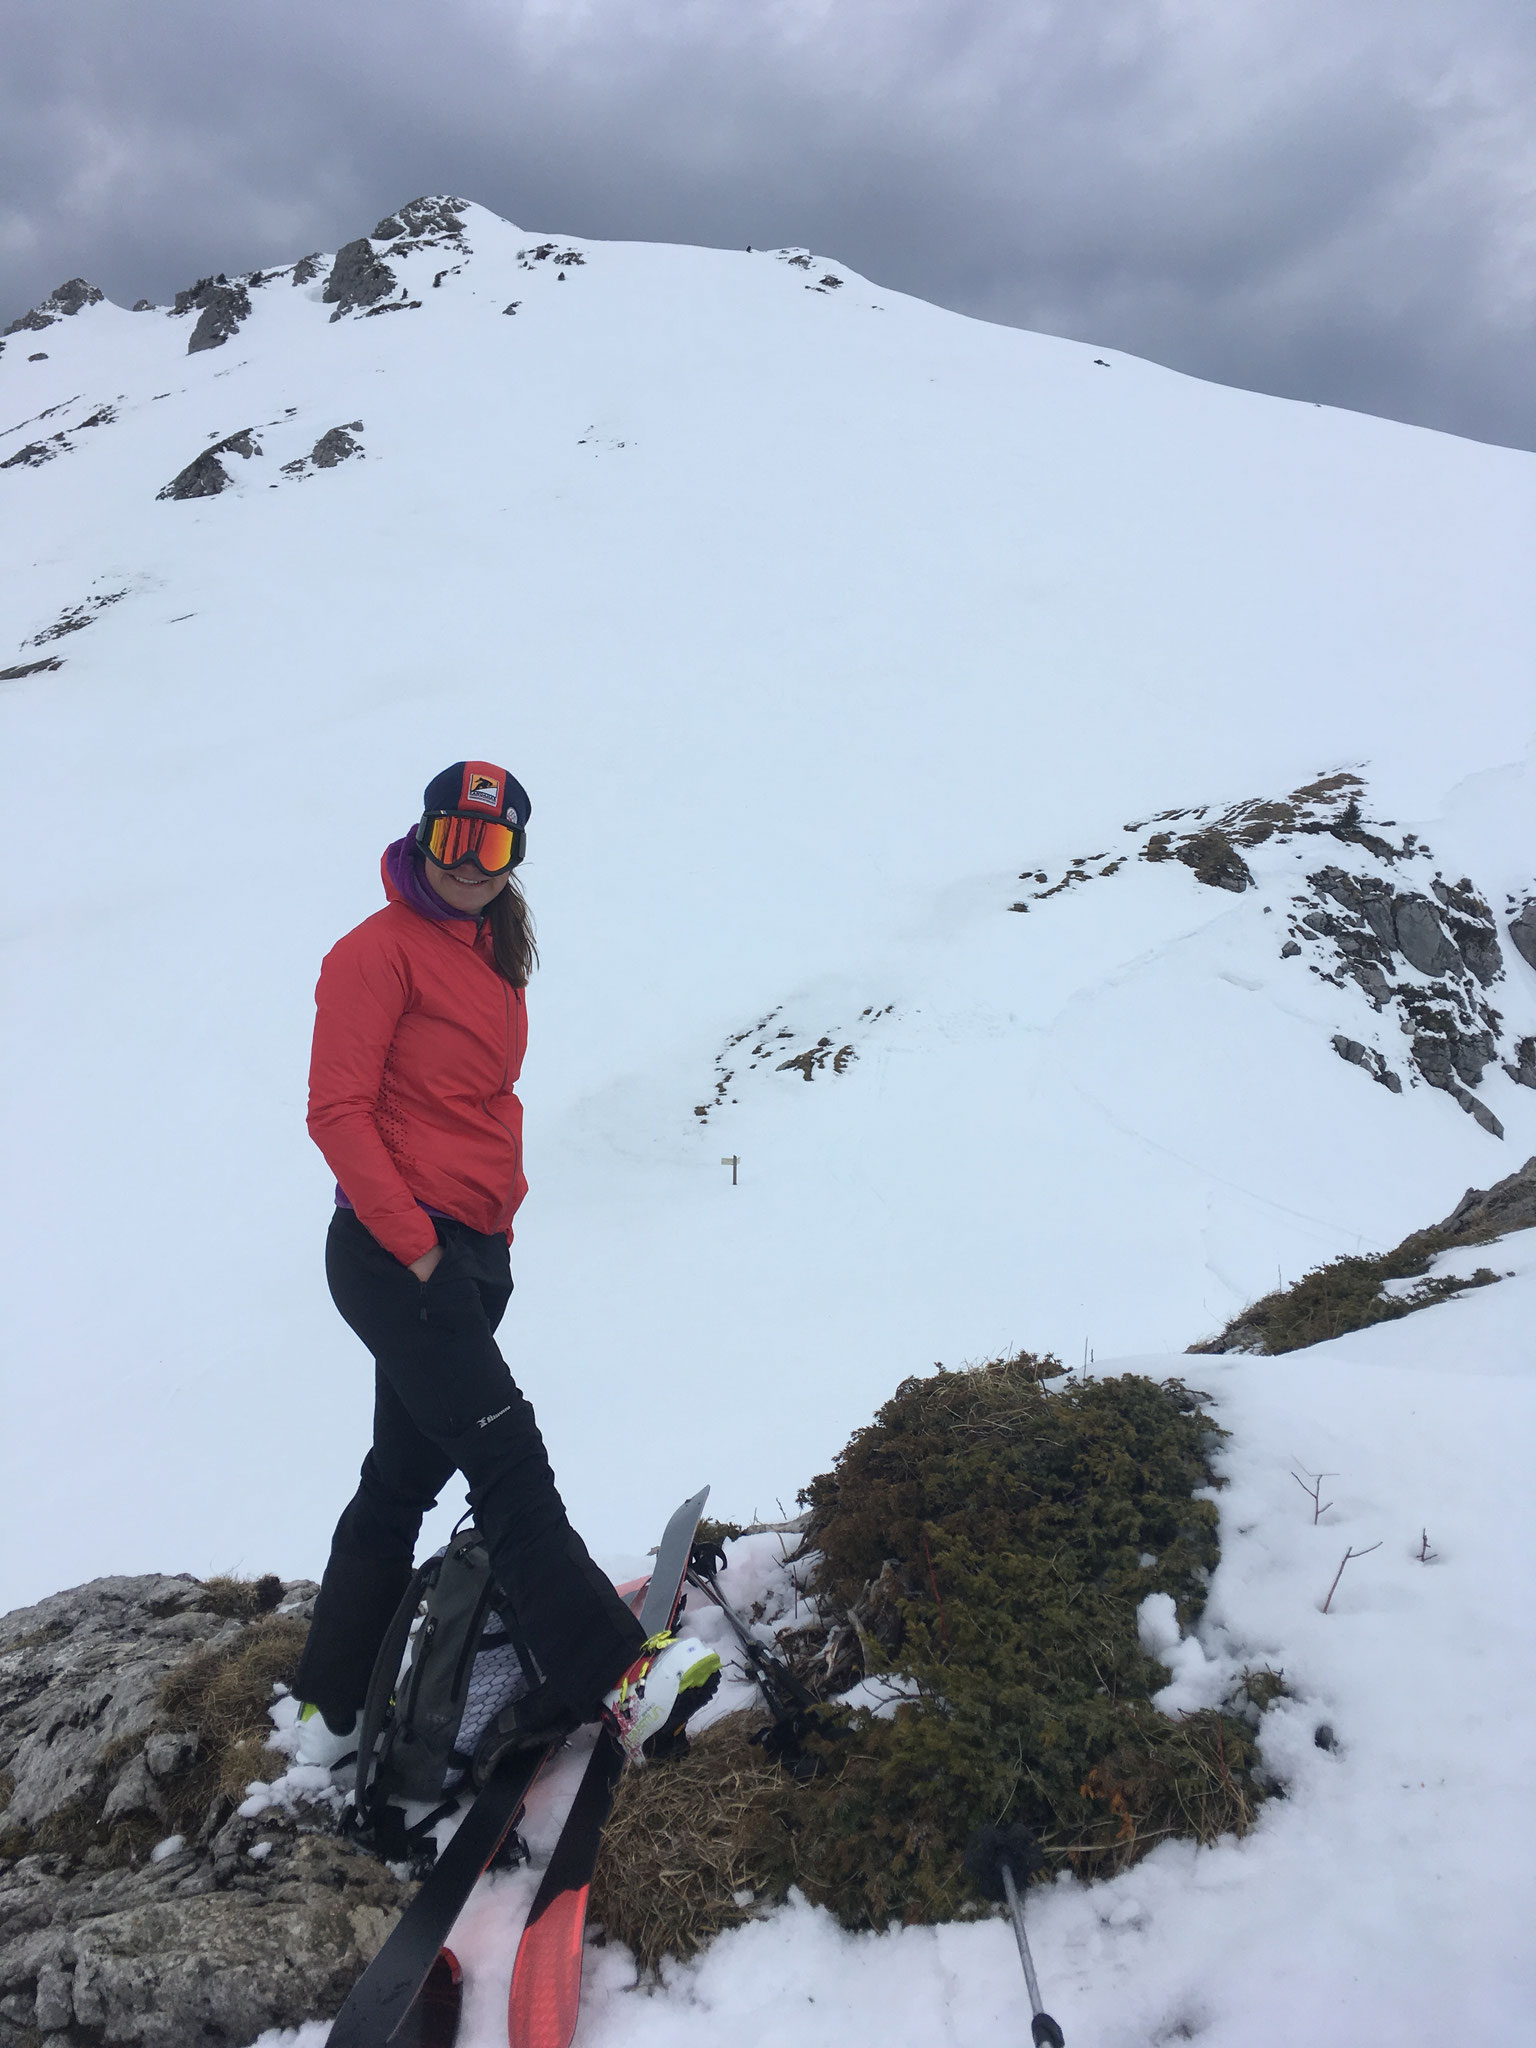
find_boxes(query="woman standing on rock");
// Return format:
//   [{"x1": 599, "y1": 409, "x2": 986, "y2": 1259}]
[{"x1": 292, "y1": 760, "x2": 718, "y2": 1772}]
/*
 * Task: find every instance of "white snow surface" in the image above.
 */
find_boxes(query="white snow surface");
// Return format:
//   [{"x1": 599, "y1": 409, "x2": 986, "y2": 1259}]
[{"x1": 2, "y1": 200, "x2": 1534, "y2": 2043}]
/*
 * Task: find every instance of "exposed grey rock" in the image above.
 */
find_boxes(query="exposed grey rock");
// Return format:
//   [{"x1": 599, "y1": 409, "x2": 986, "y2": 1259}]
[
  {"x1": 1430, "y1": 877, "x2": 1503, "y2": 986},
  {"x1": 1505, "y1": 1037, "x2": 1536, "y2": 1090},
  {"x1": 323, "y1": 239, "x2": 397, "y2": 319},
  {"x1": 1434, "y1": 1153, "x2": 1536, "y2": 1240},
  {"x1": 1510, "y1": 899, "x2": 1536, "y2": 974},
  {"x1": 0, "y1": 1575, "x2": 219, "y2": 1830},
  {"x1": 3, "y1": 280, "x2": 103, "y2": 337},
  {"x1": 1331, "y1": 1035, "x2": 1402, "y2": 1092},
  {"x1": 132, "y1": 299, "x2": 153, "y2": 312},
  {"x1": 157, "y1": 451, "x2": 230, "y2": 500},
  {"x1": 156, "y1": 428, "x2": 261, "y2": 501},
  {"x1": 142, "y1": 1733, "x2": 197, "y2": 1781},
  {"x1": 0, "y1": 442, "x2": 57, "y2": 471},
  {"x1": 99, "y1": 1755, "x2": 163, "y2": 1827},
  {"x1": 48, "y1": 280, "x2": 104, "y2": 317},
  {"x1": 0, "y1": 658, "x2": 65, "y2": 682},
  {"x1": 1392, "y1": 894, "x2": 1463, "y2": 978},
  {"x1": 310, "y1": 423, "x2": 364, "y2": 468},
  {"x1": 1348, "y1": 960, "x2": 1394, "y2": 1008},
  {"x1": 372, "y1": 196, "x2": 469, "y2": 244},
  {"x1": 171, "y1": 274, "x2": 224, "y2": 316},
  {"x1": 0, "y1": 1824, "x2": 408, "y2": 2046},
  {"x1": 1291, "y1": 855, "x2": 1514, "y2": 1133},
  {"x1": 0, "y1": 1573, "x2": 413, "y2": 2045},
  {"x1": 211, "y1": 428, "x2": 260, "y2": 461},
  {"x1": 290, "y1": 253, "x2": 323, "y2": 285},
  {"x1": 186, "y1": 282, "x2": 251, "y2": 354}
]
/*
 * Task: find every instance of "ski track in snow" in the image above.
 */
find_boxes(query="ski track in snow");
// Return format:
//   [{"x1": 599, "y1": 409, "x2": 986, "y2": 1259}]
[{"x1": 3, "y1": 201, "x2": 1534, "y2": 2046}]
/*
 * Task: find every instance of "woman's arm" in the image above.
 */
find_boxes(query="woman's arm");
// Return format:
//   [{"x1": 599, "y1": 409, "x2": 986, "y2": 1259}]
[{"x1": 306, "y1": 934, "x2": 441, "y2": 1268}]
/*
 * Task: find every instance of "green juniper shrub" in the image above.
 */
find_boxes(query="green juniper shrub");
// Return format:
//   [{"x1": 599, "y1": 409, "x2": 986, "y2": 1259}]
[
  {"x1": 1190, "y1": 1237, "x2": 1500, "y2": 1355},
  {"x1": 593, "y1": 1354, "x2": 1272, "y2": 1961}
]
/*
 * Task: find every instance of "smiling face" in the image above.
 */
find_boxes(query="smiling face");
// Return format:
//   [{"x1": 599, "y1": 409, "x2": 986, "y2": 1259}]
[{"x1": 422, "y1": 858, "x2": 511, "y2": 915}]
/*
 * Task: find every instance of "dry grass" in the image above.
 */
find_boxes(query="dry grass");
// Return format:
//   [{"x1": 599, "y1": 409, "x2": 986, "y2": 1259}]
[
  {"x1": 591, "y1": 1715, "x2": 785, "y2": 1974},
  {"x1": 156, "y1": 1614, "x2": 309, "y2": 1836},
  {"x1": 196, "y1": 1573, "x2": 287, "y2": 1620}
]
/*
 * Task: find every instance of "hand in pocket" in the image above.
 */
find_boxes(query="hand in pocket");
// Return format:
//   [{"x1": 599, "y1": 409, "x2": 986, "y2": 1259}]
[{"x1": 408, "y1": 1243, "x2": 445, "y2": 1283}]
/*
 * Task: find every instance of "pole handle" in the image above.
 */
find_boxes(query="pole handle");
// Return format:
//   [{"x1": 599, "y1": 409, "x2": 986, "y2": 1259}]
[{"x1": 1031, "y1": 2016, "x2": 1065, "y2": 2047}]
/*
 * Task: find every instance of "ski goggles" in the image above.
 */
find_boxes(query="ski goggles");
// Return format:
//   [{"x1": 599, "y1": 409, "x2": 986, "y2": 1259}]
[{"x1": 418, "y1": 810, "x2": 525, "y2": 874}]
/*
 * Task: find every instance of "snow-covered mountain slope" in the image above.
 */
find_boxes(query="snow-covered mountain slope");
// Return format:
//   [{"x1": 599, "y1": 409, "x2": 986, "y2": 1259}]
[{"x1": 1, "y1": 197, "x2": 1533, "y2": 1614}]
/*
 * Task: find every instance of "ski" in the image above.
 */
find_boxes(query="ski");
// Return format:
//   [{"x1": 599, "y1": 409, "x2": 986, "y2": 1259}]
[
  {"x1": 325, "y1": 1745, "x2": 551, "y2": 2048},
  {"x1": 506, "y1": 1486, "x2": 712, "y2": 2048},
  {"x1": 391, "y1": 1950, "x2": 460, "y2": 2048}
]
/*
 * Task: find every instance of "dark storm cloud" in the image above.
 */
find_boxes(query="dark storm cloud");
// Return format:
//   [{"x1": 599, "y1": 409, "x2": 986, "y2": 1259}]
[{"x1": 2, "y1": 0, "x2": 1532, "y2": 449}]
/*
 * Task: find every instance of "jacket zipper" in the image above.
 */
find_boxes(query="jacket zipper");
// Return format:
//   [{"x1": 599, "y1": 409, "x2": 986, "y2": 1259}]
[{"x1": 488, "y1": 983, "x2": 521, "y2": 1234}]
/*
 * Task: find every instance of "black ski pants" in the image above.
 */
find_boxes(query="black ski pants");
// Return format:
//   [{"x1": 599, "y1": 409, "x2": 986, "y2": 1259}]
[{"x1": 294, "y1": 1207, "x2": 645, "y2": 1726}]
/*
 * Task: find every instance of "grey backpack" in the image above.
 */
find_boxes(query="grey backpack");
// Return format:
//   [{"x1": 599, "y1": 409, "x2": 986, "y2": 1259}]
[{"x1": 350, "y1": 1523, "x2": 538, "y2": 1862}]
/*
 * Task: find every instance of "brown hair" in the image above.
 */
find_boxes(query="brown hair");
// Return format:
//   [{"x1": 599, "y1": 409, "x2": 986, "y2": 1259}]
[{"x1": 487, "y1": 874, "x2": 538, "y2": 987}]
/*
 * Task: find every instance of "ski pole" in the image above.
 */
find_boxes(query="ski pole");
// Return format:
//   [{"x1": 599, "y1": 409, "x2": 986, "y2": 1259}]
[{"x1": 963, "y1": 1823, "x2": 1065, "y2": 2047}]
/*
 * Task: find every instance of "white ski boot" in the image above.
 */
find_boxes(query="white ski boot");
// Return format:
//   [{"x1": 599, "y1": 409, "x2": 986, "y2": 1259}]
[
  {"x1": 601, "y1": 1631, "x2": 721, "y2": 1764},
  {"x1": 293, "y1": 1702, "x2": 360, "y2": 1769}
]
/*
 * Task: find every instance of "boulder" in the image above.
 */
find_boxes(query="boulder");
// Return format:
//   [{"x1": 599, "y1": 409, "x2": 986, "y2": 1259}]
[
  {"x1": 1510, "y1": 898, "x2": 1536, "y2": 974},
  {"x1": 156, "y1": 429, "x2": 261, "y2": 501},
  {"x1": 1392, "y1": 894, "x2": 1463, "y2": 978},
  {"x1": 310, "y1": 423, "x2": 364, "y2": 468},
  {"x1": 323, "y1": 240, "x2": 397, "y2": 319},
  {"x1": 186, "y1": 283, "x2": 251, "y2": 354}
]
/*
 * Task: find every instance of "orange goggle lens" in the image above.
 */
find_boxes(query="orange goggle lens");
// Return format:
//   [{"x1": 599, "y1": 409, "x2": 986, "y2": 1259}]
[{"x1": 423, "y1": 813, "x2": 518, "y2": 873}]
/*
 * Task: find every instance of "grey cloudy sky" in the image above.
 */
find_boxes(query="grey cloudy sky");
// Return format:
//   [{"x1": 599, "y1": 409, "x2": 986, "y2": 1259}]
[{"x1": 4, "y1": 0, "x2": 1532, "y2": 450}]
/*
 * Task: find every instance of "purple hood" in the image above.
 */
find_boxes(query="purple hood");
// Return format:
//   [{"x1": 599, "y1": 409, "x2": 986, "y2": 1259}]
[{"x1": 383, "y1": 830, "x2": 479, "y2": 922}]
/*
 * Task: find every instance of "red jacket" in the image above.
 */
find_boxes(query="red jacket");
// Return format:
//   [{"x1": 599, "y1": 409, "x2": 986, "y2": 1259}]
[{"x1": 307, "y1": 851, "x2": 528, "y2": 1266}]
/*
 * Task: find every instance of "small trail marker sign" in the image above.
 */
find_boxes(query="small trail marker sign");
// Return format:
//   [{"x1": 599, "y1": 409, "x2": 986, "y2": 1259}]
[{"x1": 720, "y1": 1155, "x2": 739, "y2": 1185}]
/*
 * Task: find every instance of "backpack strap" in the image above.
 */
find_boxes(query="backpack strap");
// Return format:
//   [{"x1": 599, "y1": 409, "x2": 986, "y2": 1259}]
[{"x1": 351, "y1": 1552, "x2": 446, "y2": 1828}]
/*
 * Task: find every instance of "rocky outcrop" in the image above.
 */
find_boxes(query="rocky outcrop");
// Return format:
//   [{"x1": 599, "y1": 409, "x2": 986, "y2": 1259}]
[
  {"x1": 1430, "y1": 1152, "x2": 1536, "y2": 1242},
  {"x1": 1511, "y1": 898, "x2": 1536, "y2": 975},
  {"x1": 323, "y1": 240, "x2": 398, "y2": 319},
  {"x1": 156, "y1": 428, "x2": 262, "y2": 501},
  {"x1": 372, "y1": 196, "x2": 470, "y2": 249},
  {"x1": 1295, "y1": 863, "x2": 1508, "y2": 1131},
  {"x1": 280, "y1": 423, "x2": 365, "y2": 479},
  {"x1": 1008, "y1": 771, "x2": 1528, "y2": 1135},
  {"x1": 1331, "y1": 1035, "x2": 1402, "y2": 1091},
  {"x1": 1145, "y1": 826, "x2": 1253, "y2": 892},
  {"x1": 187, "y1": 284, "x2": 251, "y2": 354},
  {"x1": 310, "y1": 423, "x2": 364, "y2": 468},
  {"x1": 290, "y1": 253, "x2": 324, "y2": 286},
  {"x1": 3, "y1": 280, "x2": 104, "y2": 336},
  {"x1": 0, "y1": 1571, "x2": 411, "y2": 2046},
  {"x1": 0, "y1": 1831, "x2": 404, "y2": 2047},
  {"x1": 169, "y1": 275, "x2": 252, "y2": 354}
]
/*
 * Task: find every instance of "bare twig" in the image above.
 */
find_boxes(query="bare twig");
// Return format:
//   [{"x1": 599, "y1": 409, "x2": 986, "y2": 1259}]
[
  {"x1": 1291, "y1": 1467, "x2": 1336, "y2": 1523},
  {"x1": 1416, "y1": 1529, "x2": 1438, "y2": 1563},
  {"x1": 1321, "y1": 1542, "x2": 1382, "y2": 1613}
]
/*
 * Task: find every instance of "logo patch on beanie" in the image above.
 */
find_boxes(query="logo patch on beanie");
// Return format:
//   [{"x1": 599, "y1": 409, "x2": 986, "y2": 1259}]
[{"x1": 463, "y1": 769, "x2": 503, "y2": 810}]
